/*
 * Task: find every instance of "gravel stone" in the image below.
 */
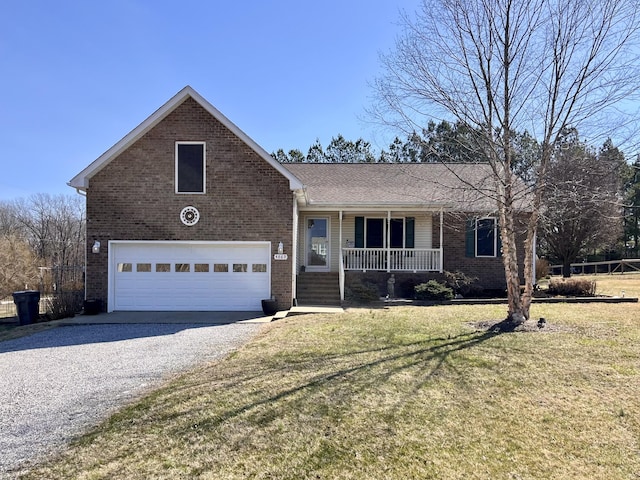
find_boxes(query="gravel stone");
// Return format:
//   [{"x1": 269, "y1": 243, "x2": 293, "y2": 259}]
[{"x1": 0, "y1": 322, "x2": 261, "y2": 478}]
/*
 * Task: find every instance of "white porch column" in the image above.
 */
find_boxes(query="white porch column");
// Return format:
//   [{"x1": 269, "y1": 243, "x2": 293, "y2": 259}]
[
  {"x1": 387, "y1": 210, "x2": 391, "y2": 273},
  {"x1": 439, "y1": 208, "x2": 444, "y2": 273},
  {"x1": 339, "y1": 210, "x2": 345, "y2": 301},
  {"x1": 339, "y1": 210, "x2": 343, "y2": 252}
]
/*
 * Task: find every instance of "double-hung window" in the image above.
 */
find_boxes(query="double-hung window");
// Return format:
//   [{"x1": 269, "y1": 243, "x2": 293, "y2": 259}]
[{"x1": 175, "y1": 142, "x2": 206, "y2": 194}]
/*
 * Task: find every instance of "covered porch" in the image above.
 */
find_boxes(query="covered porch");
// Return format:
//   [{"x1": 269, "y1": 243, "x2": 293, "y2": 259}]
[{"x1": 296, "y1": 208, "x2": 444, "y2": 302}]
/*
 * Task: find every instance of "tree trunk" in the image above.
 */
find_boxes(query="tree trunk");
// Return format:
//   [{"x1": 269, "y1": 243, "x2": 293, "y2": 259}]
[
  {"x1": 562, "y1": 260, "x2": 572, "y2": 278},
  {"x1": 498, "y1": 190, "x2": 527, "y2": 326},
  {"x1": 520, "y1": 217, "x2": 537, "y2": 323}
]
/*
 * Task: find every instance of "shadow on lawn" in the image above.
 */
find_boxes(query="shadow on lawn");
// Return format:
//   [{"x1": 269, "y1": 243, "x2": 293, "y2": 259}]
[{"x1": 186, "y1": 328, "x2": 513, "y2": 431}]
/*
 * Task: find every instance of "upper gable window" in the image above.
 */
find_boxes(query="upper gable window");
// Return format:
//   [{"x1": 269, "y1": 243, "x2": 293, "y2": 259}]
[{"x1": 176, "y1": 142, "x2": 206, "y2": 194}]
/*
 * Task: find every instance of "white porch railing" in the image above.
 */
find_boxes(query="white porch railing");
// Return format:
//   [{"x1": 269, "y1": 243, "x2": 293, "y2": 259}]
[{"x1": 342, "y1": 248, "x2": 442, "y2": 272}]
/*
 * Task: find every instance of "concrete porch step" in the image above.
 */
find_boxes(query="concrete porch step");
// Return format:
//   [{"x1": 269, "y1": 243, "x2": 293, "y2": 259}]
[{"x1": 296, "y1": 272, "x2": 341, "y2": 306}]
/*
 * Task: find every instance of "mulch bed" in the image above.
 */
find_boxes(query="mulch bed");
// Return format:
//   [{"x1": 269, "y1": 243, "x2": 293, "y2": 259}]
[{"x1": 469, "y1": 318, "x2": 573, "y2": 333}]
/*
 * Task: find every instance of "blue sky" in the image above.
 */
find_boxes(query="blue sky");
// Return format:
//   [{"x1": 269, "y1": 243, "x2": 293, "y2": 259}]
[{"x1": 0, "y1": 0, "x2": 419, "y2": 200}]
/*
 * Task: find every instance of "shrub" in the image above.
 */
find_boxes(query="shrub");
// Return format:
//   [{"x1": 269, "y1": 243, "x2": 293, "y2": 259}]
[
  {"x1": 548, "y1": 278, "x2": 596, "y2": 297},
  {"x1": 345, "y1": 280, "x2": 380, "y2": 303},
  {"x1": 415, "y1": 280, "x2": 454, "y2": 301},
  {"x1": 44, "y1": 290, "x2": 84, "y2": 320},
  {"x1": 536, "y1": 258, "x2": 550, "y2": 280},
  {"x1": 443, "y1": 270, "x2": 478, "y2": 297}
]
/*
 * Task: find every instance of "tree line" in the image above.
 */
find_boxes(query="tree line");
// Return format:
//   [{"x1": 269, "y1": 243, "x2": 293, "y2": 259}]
[
  {"x1": 274, "y1": 121, "x2": 640, "y2": 277},
  {"x1": 0, "y1": 194, "x2": 85, "y2": 299}
]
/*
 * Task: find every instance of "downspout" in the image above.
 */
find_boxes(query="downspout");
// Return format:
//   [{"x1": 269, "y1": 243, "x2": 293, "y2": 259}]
[
  {"x1": 291, "y1": 193, "x2": 299, "y2": 306},
  {"x1": 439, "y1": 208, "x2": 444, "y2": 273},
  {"x1": 70, "y1": 184, "x2": 88, "y2": 301}
]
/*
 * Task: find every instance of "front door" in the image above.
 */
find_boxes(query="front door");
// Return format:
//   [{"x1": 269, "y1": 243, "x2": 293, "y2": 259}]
[{"x1": 306, "y1": 217, "x2": 330, "y2": 271}]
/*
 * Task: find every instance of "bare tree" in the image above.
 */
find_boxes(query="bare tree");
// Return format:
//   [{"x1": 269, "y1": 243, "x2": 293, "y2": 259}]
[
  {"x1": 0, "y1": 235, "x2": 39, "y2": 299},
  {"x1": 540, "y1": 132, "x2": 624, "y2": 276},
  {"x1": 372, "y1": 0, "x2": 640, "y2": 326},
  {"x1": 9, "y1": 194, "x2": 85, "y2": 291},
  {"x1": 11, "y1": 194, "x2": 85, "y2": 267},
  {"x1": 0, "y1": 201, "x2": 23, "y2": 239}
]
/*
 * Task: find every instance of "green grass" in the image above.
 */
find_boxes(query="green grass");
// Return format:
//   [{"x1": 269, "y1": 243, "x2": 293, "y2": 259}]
[
  {"x1": 16, "y1": 275, "x2": 640, "y2": 479},
  {"x1": 0, "y1": 321, "x2": 58, "y2": 342}
]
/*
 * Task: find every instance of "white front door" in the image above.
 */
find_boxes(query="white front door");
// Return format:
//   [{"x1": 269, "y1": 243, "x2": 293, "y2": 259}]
[{"x1": 305, "y1": 217, "x2": 330, "y2": 271}]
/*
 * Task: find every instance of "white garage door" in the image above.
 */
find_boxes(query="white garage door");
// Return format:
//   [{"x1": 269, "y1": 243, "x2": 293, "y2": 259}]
[{"x1": 110, "y1": 241, "x2": 270, "y2": 311}]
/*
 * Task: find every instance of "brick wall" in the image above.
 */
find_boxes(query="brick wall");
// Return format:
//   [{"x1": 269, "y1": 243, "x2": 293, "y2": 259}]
[{"x1": 85, "y1": 97, "x2": 294, "y2": 309}]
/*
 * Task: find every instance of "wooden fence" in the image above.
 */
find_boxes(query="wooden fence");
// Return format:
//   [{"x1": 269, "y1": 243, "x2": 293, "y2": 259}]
[{"x1": 550, "y1": 259, "x2": 640, "y2": 276}]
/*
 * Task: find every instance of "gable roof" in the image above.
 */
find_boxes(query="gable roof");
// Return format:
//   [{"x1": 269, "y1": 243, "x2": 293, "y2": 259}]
[
  {"x1": 285, "y1": 162, "x2": 532, "y2": 212},
  {"x1": 68, "y1": 86, "x2": 303, "y2": 191}
]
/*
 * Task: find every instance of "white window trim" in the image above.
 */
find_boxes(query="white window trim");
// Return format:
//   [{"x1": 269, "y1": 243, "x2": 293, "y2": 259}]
[
  {"x1": 475, "y1": 217, "x2": 498, "y2": 258},
  {"x1": 175, "y1": 141, "x2": 206, "y2": 194}
]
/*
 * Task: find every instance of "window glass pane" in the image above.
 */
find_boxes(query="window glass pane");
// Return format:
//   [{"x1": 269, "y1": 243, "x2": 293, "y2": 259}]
[
  {"x1": 117, "y1": 263, "x2": 132, "y2": 273},
  {"x1": 308, "y1": 218, "x2": 328, "y2": 267},
  {"x1": 214, "y1": 263, "x2": 229, "y2": 272},
  {"x1": 233, "y1": 263, "x2": 247, "y2": 273},
  {"x1": 177, "y1": 143, "x2": 204, "y2": 193},
  {"x1": 156, "y1": 263, "x2": 171, "y2": 272},
  {"x1": 252, "y1": 264, "x2": 267, "y2": 273},
  {"x1": 476, "y1": 218, "x2": 496, "y2": 256},
  {"x1": 136, "y1": 263, "x2": 151, "y2": 272},
  {"x1": 195, "y1": 263, "x2": 209, "y2": 272},
  {"x1": 390, "y1": 218, "x2": 404, "y2": 248},
  {"x1": 175, "y1": 263, "x2": 190, "y2": 272},
  {"x1": 366, "y1": 218, "x2": 384, "y2": 248}
]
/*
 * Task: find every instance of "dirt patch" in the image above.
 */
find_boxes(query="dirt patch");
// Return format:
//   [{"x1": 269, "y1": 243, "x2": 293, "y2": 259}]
[{"x1": 469, "y1": 318, "x2": 572, "y2": 333}]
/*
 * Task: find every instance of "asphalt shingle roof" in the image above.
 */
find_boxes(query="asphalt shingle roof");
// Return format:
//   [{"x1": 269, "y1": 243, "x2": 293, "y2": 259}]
[{"x1": 284, "y1": 163, "x2": 530, "y2": 211}]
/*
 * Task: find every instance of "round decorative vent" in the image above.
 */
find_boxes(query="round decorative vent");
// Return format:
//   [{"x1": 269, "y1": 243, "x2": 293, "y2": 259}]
[{"x1": 180, "y1": 206, "x2": 200, "y2": 226}]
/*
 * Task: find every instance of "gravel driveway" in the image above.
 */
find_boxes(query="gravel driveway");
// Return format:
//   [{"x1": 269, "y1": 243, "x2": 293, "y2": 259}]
[{"x1": 0, "y1": 321, "x2": 262, "y2": 478}]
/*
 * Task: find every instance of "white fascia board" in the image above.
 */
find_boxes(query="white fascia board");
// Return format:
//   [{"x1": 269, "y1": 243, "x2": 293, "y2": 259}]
[
  {"x1": 68, "y1": 86, "x2": 304, "y2": 191},
  {"x1": 298, "y1": 203, "x2": 452, "y2": 212},
  {"x1": 186, "y1": 88, "x2": 304, "y2": 191},
  {"x1": 69, "y1": 87, "x2": 192, "y2": 190}
]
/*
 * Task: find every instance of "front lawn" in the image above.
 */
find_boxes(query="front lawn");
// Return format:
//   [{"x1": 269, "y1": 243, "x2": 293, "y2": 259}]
[{"x1": 19, "y1": 276, "x2": 640, "y2": 479}]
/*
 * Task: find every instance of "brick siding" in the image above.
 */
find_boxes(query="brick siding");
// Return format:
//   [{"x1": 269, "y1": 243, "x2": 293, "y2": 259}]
[
  {"x1": 435, "y1": 212, "x2": 527, "y2": 290},
  {"x1": 85, "y1": 97, "x2": 294, "y2": 309}
]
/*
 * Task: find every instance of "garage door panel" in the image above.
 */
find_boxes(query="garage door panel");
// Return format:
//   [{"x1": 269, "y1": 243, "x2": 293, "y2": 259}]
[{"x1": 111, "y1": 242, "x2": 271, "y2": 311}]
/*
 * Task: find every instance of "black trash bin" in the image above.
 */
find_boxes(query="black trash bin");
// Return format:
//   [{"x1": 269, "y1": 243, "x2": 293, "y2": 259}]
[
  {"x1": 83, "y1": 299, "x2": 102, "y2": 315},
  {"x1": 12, "y1": 290, "x2": 40, "y2": 325}
]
